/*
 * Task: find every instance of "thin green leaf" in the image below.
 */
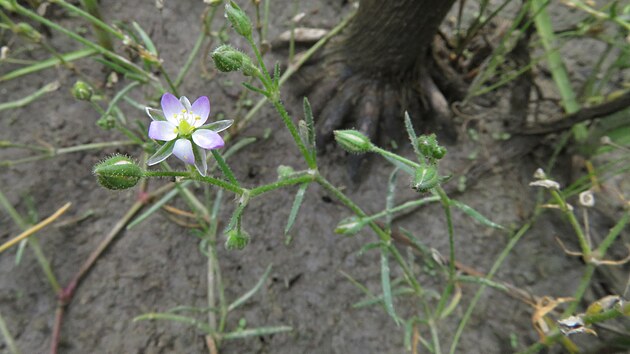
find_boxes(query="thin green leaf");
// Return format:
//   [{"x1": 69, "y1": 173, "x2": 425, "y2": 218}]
[
  {"x1": 94, "y1": 57, "x2": 131, "y2": 75},
  {"x1": 242, "y1": 82, "x2": 268, "y2": 96},
  {"x1": 228, "y1": 264, "x2": 273, "y2": 312},
  {"x1": 221, "y1": 325, "x2": 292, "y2": 340},
  {"x1": 380, "y1": 245, "x2": 400, "y2": 325},
  {"x1": 404, "y1": 112, "x2": 422, "y2": 161},
  {"x1": 98, "y1": 81, "x2": 140, "y2": 124},
  {"x1": 303, "y1": 97, "x2": 316, "y2": 162},
  {"x1": 0, "y1": 81, "x2": 59, "y2": 112},
  {"x1": 284, "y1": 183, "x2": 308, "y2": 237},
  {"x1": 385, "y1": 168, "x2": 399, "y2": 231},
  {"x1": 0, "y1": 48, "x2": 96, "y2": 82},
  {"x1": 132, "y1": 21, "x2": 158, "y2": 55},
  {"x1": 273, "y1": 62, "x2": 280, "y2": 88},
  {"x1": 225, "y1": 202, "x2": 246, "y2": 233},
  {"x1": 531, "y1": 0, "x2": 580, "y2": 114},
  {"x1": 450, "y1": 199, "x2": 506, "y2": 230},
  {"x1": 133, "y1": 313, "x2": 214, "y2": 334},
  {"x1": 127, "y1": 185, "x2": 183, "y2": 230}
]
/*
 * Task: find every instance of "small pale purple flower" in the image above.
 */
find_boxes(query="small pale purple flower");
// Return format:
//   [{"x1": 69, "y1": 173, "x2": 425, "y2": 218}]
[{"x1": 146, "y1": 93, "x2": 233, "y2": 176}]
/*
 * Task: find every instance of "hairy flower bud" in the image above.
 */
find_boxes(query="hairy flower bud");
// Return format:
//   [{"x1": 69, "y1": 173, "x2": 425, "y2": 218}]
[
  {"x1": 334, "y1": 130, "x2": 373, "y2": 154},
  {"x1": 225, "y1": 1, "x2": 252, "y2": 38},
  {"x1": 212, "y1": 45, "x2": 244, "y2": 72},
  {"x1": 412, "y1": 165, "x2": 439, "y2": 192},
  {"x1": 225, "y1": 229, "x2": 250, "y2": 250},
  {"x1": 93, "y1": 155, "x2": 143, "y2": 190},
  {"x1": 72, "y1": 80, "x2": 93, "y2": 101},
  {"x1": 417, "y1": 134, "x2": 446, "y2": 160}
]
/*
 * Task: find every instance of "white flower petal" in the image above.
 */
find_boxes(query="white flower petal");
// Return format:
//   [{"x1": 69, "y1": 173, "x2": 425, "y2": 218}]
[
  {"x1": 173, "y1": 139, "x2": 195, "y2": 165},
  {"x1": 161, "y1": 93, "x2": 184, "y2": 124},
  {"x1": 192, "y1": 129, "x2": 224, "y2": 150},
  {"x1": 191, "y1": 96, "x2": 210, "y2": 127},
  {"x1": 148, "y1": 121, "x2": 177, "y2": 141}
]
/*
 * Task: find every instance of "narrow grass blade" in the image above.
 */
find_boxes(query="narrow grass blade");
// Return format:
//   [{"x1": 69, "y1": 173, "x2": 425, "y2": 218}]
[
  {"x1": 531, "y1": 0, "x2": 580, "y2": 114},
  {"x1": 133, "y1": 313, "x2": 214, "y2": 334},
  {"x1": 450, "y1": 200, "x2": 506, "y2": 230},
  {"x1": 385, "y1": 168, "x2": 398, "y2": 231},
  {"x1": 127, "y1": 186, "x2": 177, "y2": 229},
  {"x1": 132, "y1": 21, "x2": 158, "y2": 56},
  {"x1": 403, "y1": 112, "x2": 422, "y2": 161},
  {"x1": 98, "y1": 81, "x2": 140, "y2": 124},
  {"x1": 353, "y1": 287, "x2": 415, "y2": 308},
  {"x1": 221, "y1": 325, "x2": 292, "y2": 340},
  {"x1": 380, "y1": 245, "x2": 400, "y2": 325},
  {"x1": 303, "y1": 97, "x2": 316, "y2": 160},
  {"x1": 284, "y1": 183, "x2": 308, "y2": 237},
  {"x1": 0, "y1": 309, "x2": 20, "y2": 354},
  {"x1": 0, "y1": 81, "x2": 59, "y2": 112},
  {"x1": 227, "y1": 264, "x2": 273, "y2": 312},
  {"x1": 0, "y1": 48, "x2": 96, "y2": 82}
]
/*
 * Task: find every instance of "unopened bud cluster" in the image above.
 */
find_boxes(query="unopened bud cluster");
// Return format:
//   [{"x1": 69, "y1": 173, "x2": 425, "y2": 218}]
[{"x1": 417, "y1": 134, "x2": 446, "y2": 161}]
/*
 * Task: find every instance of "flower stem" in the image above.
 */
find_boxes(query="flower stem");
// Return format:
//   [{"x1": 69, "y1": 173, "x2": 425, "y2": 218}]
[
  {"x1": 549, "y1": 189, "x2": 591, "y2": 259},
  {"x1": 143, "y1": 171, "x2": 244, "y2": 195},
  {"x1": 211, "y1": 150, "x2": 240, "y2": 187},
  {"x1": 250, "y1": 174, "x2": 314, "y2": 198},
  {"x1": 371, "y1": 145, "x2": 421, "y2": 169}
]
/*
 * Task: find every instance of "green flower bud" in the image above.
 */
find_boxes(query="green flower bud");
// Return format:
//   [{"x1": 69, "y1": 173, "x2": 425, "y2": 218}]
[
  {"x1": 225, "y1": 1, "x2": 252, "y2": 38},
  {"x1": 277, "y1": 165, "x2": 295, "y2": 180},
  {"x1": 417, "y1": 134, "x2": 446, "y2": 160},
  {"x1": 334, "y1": 216, "x2": 367, "y2": 236},
  {"x1": 225, "y1": 229, "x2": 250, "y2": 250},
  {"x1": 72, "y1": 80, "x2": 93, "y2": 101},
  {"x1": 412, "y1": 165, "x2": 439, "y2": 193},
  {"x1": 96, "y1": 115, "x2": 116, "y2": 130},
  {"x1": 333, "y1": 130, "x2": 373, "y2": 154},
  {"x1": 212, "y1": 44, "x2": 245, "y2": 72},
  {"x1": 15, "y1": 22, "x2": 41, "y2": 42},
  {"x1": 93, "y1": 155, "x2": 143, "y2": 190}
]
